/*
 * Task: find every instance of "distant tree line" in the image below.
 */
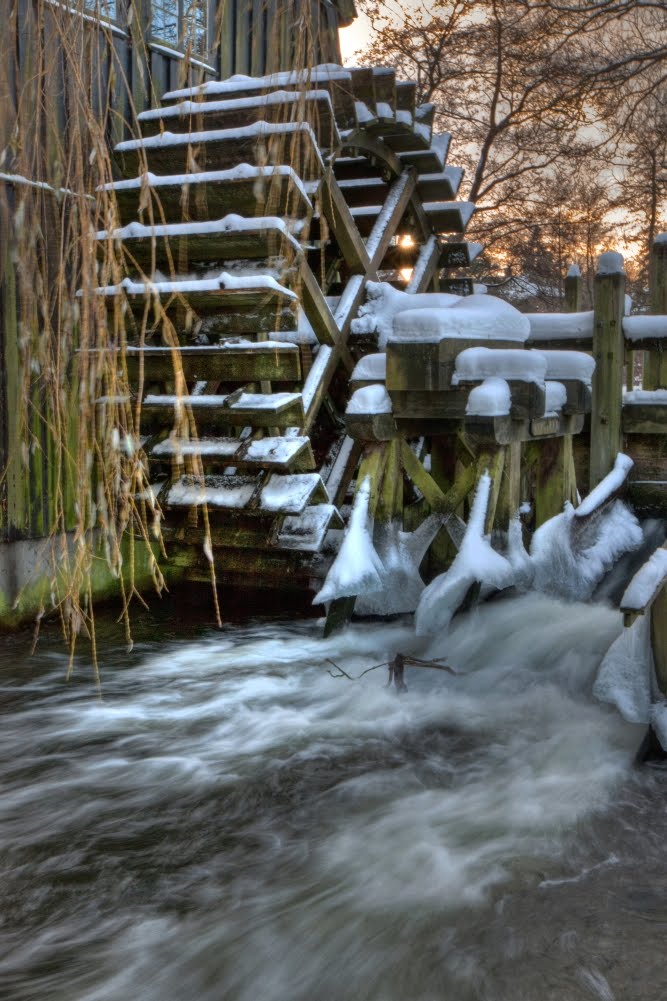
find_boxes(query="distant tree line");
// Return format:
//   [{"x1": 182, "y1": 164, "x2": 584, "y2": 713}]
[{"x1": 358, "y1": 0, "x2": 667, "y2": 310}]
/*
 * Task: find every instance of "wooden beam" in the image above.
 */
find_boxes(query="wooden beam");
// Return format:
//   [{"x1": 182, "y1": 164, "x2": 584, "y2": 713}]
[
  {"x1": 367, "y1": 169, "x2": 418, "y2": 270},
  {"x1": 298, "y1": 260, "x2": 354, "y2": 371},
  {"x1": 318, "y1": 173, "x2": 374, "y2": 275},
  {"x1": 645, "y1": 238, "x2": 667, "y2": 389},
  {"x1": 590, "y1": 256, "x2": 625, "y2": 488},
  {"x1": 399, "y1": 440, "x2": 476, "y2": 515}
]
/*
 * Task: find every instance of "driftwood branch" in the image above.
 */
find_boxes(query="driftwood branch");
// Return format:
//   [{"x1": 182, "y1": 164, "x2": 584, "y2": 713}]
[{"x1": 325, "y1": 653, "x2": 460, "y2": 692}]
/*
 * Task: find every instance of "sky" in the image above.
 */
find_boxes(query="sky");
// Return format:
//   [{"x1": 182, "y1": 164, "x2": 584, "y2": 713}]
[{"x1": 339, "y1": 10, "x2": 376, "y2": 64}]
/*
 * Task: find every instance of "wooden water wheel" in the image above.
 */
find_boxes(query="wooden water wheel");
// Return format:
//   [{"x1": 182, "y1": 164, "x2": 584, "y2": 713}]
[{"x1": 95, "y1": 63, "x2": 479, "y2": 607}]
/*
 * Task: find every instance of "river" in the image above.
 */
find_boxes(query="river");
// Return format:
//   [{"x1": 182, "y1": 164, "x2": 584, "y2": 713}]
[{"x1": 1, "y1": 592, "x2": 666, "y2": 1001}]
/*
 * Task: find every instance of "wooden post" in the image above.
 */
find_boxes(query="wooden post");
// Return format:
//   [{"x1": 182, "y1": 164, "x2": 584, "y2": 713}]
[
  {"x1": 128, "y1": 0, "x2": 151, "y2": 117},
  {"x1": 644, "y1": 236, "x2": 667, "y2": 390},
  {"x1": 496, "y1": 440, "x2": 521, "y2": 528},
  {"x1": 564, "y1": 264, "x2": 582, "y2": 312},
  {"x1": 590, "y1": 252, "x2": 626, "y2": 490},
  {"x1": 651, "y1": 587, "x2": 667, "y2": 698},
  {"x1": 524, "y1": 437, "x2": 574, "y2": 527}
]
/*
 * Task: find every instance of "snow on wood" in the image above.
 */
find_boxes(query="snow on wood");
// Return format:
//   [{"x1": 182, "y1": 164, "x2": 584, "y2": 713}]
[
  {"x1": 97, "y1": 214, "x2": 301, "y2": 253},
  {"x1": 376, "y1": 101, "x2": 394, "y2": 119},
  {"x1": 537, "y1": 350, "x2": 595, "y2": 386},
  {"x1": 430, "y1": 133, "x2": 450, "y2": 168},
  {"x1": 624, "y1": 389, "x2": 667, "y2": 404},
  {"x1": 351, "y1": 281, "x2": 460, "y2": 348},
  {"x1": 354, "y1": 101, "x2": 376, "y2": 124},
  {"x1": 597, "y1": 251, "x2": 625, "y2": 275},
  {"x1": 115, "y1": 121, "x2": 323, "y2": 168},
  {"x1": 452, "y1": 347, "x2": 546, "y2": 384},
  {"x1": 277, "y1": 504, "x2": 341, "y2": 552},
  {"x1": 313, "y1": 477, "x2": 384, "y2": 604},
  {"x1": 620, "y1": 546, "x2": 667, "y2": 612},
  {"x1": 139, "y1": 89, "x2": 333, "y2": 122},
  {"x1": 391, "y1": 295, "x2": 531, "y2": 345},
  {"x1": 544, "y1": 381, "x2": 567, "y2": 416},
  {"x1": 260, "y1": 473, "x2": 326, "y2": 513},
  {"x1": 351, "y1": 353, "x2": 387, "y2": 382},
  {"x1": 325, "y1": 435, "x2": 356, "y2": 502},
  {"x1": 421, "y1": 201, "x2": 475, "y2": 226},
  {"x1": 99, "y1": 164, "x2": 311, "y2": 206},
  {"x1": 146, "y1": 42, "x2": 215, "y2": 73},
  {"x1": 365, "y1": 174, "x2": 414, "y2": 259},
  {"x1": 164, "y1": 65, "x2": 352, "y2": 102},
  {"x1": 527, "y1": 311, "x2": 594, "y2": 341},
  {"x1": 415, "y1": 473, "x2": 514, "y2": 635},
  {"x1": 465, "y1": 378, "x2": 511, "y2": 416},
  {"x1": 152, "y1": 437, "x2": 240, "y2": 458},
  {"x1": 144, "y1": 393, "x2": 229, "y2": 409},
  {"x1": 98, "y1": 271, "x2": 297, "y2": 299},
  {"x1": 229, "y1": 392, "x2": 301, "y2": 411},
  {"x1": 244, "y1": 436, "x2": 310, "y2": 463},
  {"x1": 334, "y1": 275, "x2": 365, "y2": 330},
  {"x1": 346, "y1": 384, "x2": 393, "y2": 415},
  {"x1": 574, "y1": 453, "x2": 633, "y2": 518},
  {"x1": 623, "y1": 315, "x2": 667, "y2": 341},
  {"x1": 407, "y1": 234, "x2": 438, "y2": 292},
  {"x1": 567, "y1": 263, "x2": 581, "y2": 277},
  {"x1": 302, "y1": 345, "x2": 333, "y2": 411},
  {"x1": 167, "y1": 475, "x2": 257, "y2": 509}
]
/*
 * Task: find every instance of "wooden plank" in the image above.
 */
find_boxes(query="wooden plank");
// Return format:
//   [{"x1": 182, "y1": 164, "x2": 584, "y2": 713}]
[
  {"x1": 114, "y1": 123, "x2": 323, "y2": 181},
  {"x1": 151, "y1": 435, "x2": 315, "y2": 472},
  {"x1": 139, "y1": 392, "x2": 305, "y2": 432},
  {"x1": 105, "y1": 172, "x2": 312, "y2": 228},
  {"x1": 138, "y1": 91, "x2": 339, "y2": 149},
  {"x1": 645, "y1": 240, "x2": 667, "y2": 389},
  {"x1": 318, "y1": 173, "x2": 373, "y2": 275},
  {"x1": 376, "y1": 439, "x2": 403, "y2": 523},
  {"x1": 110, "y1": 284, "x2": 298, "y2": 337},
  {"x1": 590, "y1": 262, "x2": 625, "y2": 488},
  {"x1": 622, "y1": 403, "x2": 667, "y2": 435},
  {"x1": 124, "y1": 343, "x2": 301, "y2": 383},
  {"x1": 104, "y1": 226, "x2": 300, "y2": 273}
]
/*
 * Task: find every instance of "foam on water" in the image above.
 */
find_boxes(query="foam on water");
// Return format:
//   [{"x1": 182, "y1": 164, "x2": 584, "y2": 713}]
[{"x1": 0, "y1": 594, "x2": 654, "y2": 1001}]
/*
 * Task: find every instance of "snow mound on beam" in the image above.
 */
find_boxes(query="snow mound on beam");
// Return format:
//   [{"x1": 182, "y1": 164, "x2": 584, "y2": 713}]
[
  {"x1": 350, "y1": 282, "x2": 460, "y2": 348},
  {"x1": 346, "y1": 384, "x2": 392, "y2": 415},
  {"x1": 465, "y1": 378, "x2": 511, "y2": 416},
  {"x1": 453, "y1": 347, "x2": 546, "y2": 384},
  {"x1": 391, "y1": 294, "x2": 530, "y2": 344}
]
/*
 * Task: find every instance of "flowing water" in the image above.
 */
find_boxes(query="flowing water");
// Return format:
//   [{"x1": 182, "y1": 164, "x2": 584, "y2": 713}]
[{"x1": 1, "y1": 593, "x2": 666, "y2": 1001}]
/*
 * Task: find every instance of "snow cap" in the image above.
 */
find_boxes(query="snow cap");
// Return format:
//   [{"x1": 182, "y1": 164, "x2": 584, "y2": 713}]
[{"x1": 597, "y1": 251, "x2": 624, "y2": 276}]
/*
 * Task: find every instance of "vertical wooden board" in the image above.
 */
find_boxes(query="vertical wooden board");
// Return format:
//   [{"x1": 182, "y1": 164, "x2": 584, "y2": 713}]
[
  {"x1": 235, "y1": 0, "x2": 251, "y2": 75},
  {"x1": 478, "y1": 448, "x2": 504, "y2": 535},
  {"x1": 217, "y1": 0, "x2": 235, "y2": 78},
  {"x1": 250, "y1": 0, "x2": 266, "y2": 76},
  {"x1": 564, "y1": 273, "x2": 582, "y2": 312},
  {"x1": 1, "y1": 240, "x2": 28, "y2": 537},
  {"x1": 376, "y1": 439, "x2": 402, "y2": 523},
  {"x1": 496, "y1": 440, "x2": 521, "y2": 529},
  {"x1": 644, "y1": 238, "x2": 667, "y2": 387},
  {"x1": 356, "y1": 443, "x2": 388, "y2": 518},
  {"x1": 650, "y1": 587, "x2": 667, "y2": 697},
  {"x1": 323, "y1": 595, "x2": 356, "y2": 636},
  {"x1": 590, "y1": 269, "x2": 625, "y2": 488}
]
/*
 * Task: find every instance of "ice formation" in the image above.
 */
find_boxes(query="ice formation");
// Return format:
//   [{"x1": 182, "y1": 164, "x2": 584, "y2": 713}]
[
  {"x1": 414, "y1": 473, "x2": 514, "y2": 635},
  {"x1": 313, "y1": 478, "x2": 384, "y2": 605}
]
